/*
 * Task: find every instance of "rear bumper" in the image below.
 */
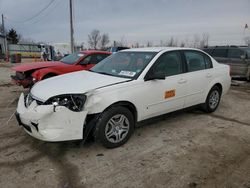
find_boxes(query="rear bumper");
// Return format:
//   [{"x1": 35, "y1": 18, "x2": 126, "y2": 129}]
[{"x1": 16, "y1": 93, "x2": 88, "y2": 141}]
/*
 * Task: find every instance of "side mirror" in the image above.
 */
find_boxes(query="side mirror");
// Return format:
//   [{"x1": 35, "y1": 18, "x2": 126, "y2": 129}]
[{"x1": 145, "y1": 71, "x2": 165, "y2": 81}]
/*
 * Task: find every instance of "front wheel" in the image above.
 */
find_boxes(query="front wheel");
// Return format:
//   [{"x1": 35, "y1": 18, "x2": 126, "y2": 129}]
[
  {"x1": 94, "y1": 106, "x2": 134, "y2": 148},
  {"x1": 203, "y1": 86, "x2": 221, "y2": 113}
]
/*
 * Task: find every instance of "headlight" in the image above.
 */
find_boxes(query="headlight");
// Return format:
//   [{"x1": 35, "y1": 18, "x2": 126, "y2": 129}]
[{"x1": 45, "y1": 94, "x2": 86, "y2": 112}]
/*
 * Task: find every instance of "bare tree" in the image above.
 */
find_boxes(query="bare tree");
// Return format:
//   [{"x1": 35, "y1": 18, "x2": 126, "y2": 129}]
[
  {"x1": 167, "y1": 37, "x2": 175, "y2": 47},
  {"x1": 159, "y1": 40, "x2": 165, "y2": 47},
  {"x1": 193, "y1": 34, "x2": 200, "y2": 48},
  {"x1": 200, "y1": 33, "x2": 210, "y2": 48},
  {"x1": 114, "y1": 36, "x2": 127, "y2": 46},
  {"x1": 146, "y1": 41, "x2": 153, "y2": 47},
  {"x1": 167, "y1": 37, "x2": 178, "y2": 47},
  {"x1": 100, "y1": 33, "x2": 110, "y2": 49},
  {"x1": 135, "y1": 42, "x2": 140, "y2": 48},
  {"x1": 19, "y1": 37, "x2": 36, "y2": 44},
  {"x1": 88, "y1": 29, "x2": 101, "y2": 49},
  {"x1": 184, "y1": 36, "x2": 190, "y2": 47},
  {"x1": 180, "y1": 41, "x2": 185, "y2": 47},
  {"x1": 244, "y1": 36, "x2": 250, "y2": 46}
]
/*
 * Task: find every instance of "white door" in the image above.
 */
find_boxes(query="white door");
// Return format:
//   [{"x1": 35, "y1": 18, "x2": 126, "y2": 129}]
[
  {"x1": 140, "y1": 51, "x2": 188, "y2": 120},
  {"x1": 183, "y1": 50, "x2": 214, "y2": 107}
]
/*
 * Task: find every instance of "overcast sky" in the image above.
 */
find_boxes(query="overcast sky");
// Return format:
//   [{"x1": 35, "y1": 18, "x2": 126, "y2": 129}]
[{"x1": 0, "y1": 0, "x2": 250, "y2": 46}]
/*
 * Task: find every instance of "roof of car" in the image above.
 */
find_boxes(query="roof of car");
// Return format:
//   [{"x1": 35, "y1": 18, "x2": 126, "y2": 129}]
[
  {"x1": 79, "y1": 50, "x2": 111, "y2": 55},
  {"x1": 122, "y1": 47, "x2": 201, "y2": 52}
]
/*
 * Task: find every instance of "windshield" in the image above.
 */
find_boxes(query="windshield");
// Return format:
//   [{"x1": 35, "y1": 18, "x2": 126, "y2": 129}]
[
  {"x1": 91, "y1": 51, "x2": 157, "y2": 79},
  {"x1": 60, "y1": 52, "x2": 85, "y2": 64}
]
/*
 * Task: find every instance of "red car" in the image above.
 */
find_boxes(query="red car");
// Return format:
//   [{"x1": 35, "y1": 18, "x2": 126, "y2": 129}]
[{"x1": 11, "y1": 50, "x2": 111, "y2": 88}]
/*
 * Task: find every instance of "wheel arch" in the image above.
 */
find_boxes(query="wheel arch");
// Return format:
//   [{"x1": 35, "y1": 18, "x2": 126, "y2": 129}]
[
  {"x1": 32, "y1": 68, "x2": 59, "y2": 81},
  {"x1": 203, "y1": 80, "x2": 224, "y2": 104},
  {"x1": 213, "y1": 83, "x2": 223, "y2": 94},
  {"x1": 103, "y1": 101, "x2": 138, "y2": 123}
]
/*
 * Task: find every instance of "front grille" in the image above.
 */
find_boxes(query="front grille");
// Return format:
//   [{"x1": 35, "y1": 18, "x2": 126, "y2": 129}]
[{"x1": 16, "y1": 72, "x2": 26, "y2": 80}]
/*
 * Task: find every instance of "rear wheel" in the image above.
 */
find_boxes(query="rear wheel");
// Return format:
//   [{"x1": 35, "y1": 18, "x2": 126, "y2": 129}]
[
  {"x1": 203, "y1": 86, "x2": 221, "y2": 113},
  {"x1": 94, "y1": 106, "x2": 134, "y2": 148}
]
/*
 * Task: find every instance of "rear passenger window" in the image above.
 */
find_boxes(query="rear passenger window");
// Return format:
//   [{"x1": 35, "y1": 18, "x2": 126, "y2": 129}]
[
  {"x1": 204, "y1": 55, "x2": 213, "y2": 69},
  {"x1": 184, "y1": 51, "x2": 206, "y2": 72},
  {"x1": 228, "y1": 49, "x2": 244, "y2": 59},
  {"x1": 212, "y1": 49, "x2": 228, "y2": 57}
]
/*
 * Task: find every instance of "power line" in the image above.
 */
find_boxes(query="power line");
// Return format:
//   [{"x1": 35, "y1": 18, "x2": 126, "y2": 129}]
[
  {"x1": 5, "y1": 0, "x2": 56, "y2": 23},
  {"x1": 30, "y1": 0, "x2": 62, "y2": 25}
]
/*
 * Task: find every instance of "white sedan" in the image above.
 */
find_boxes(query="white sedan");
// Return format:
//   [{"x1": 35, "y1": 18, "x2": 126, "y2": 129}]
[{"x1": 16, "y1": 47, "x2": 231, "y2": 148}]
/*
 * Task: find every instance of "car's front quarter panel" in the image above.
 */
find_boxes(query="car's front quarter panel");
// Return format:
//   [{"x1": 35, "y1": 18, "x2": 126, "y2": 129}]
[
  {"x1": 31, "y1": 68, "x2": 61, "y2": 81},
  {"x1": 84, "y1": 80, "x2": 148, "y2": 121}
]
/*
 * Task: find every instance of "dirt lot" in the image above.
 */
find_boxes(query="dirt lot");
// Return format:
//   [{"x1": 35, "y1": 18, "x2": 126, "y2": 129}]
[{"x1": 0, "y1": 63, "x2": 250, "y2": 188}]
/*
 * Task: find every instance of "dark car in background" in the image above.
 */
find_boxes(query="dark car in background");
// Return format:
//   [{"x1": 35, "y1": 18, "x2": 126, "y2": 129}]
[
  {"x1": 203, "y1": 46, "x2": 250, "y2": 80},
  {"x1": 107, "y1": 46, "x2": 130, "y2": 53}
]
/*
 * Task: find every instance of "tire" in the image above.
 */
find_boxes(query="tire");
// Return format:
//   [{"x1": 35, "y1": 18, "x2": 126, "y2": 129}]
[
  {"x1": 94, "y1": 106, "x2": 134, "y2": 148},
  {"x1": 203, "y1": 86, "x2": 221, "y2": 113}
]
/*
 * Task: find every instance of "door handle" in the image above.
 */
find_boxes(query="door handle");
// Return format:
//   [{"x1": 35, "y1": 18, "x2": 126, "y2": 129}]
[
  {"x1": 178, "y1": 78, "x2": 187, "y2": 84},
  {"x1": 206, "y1": 73, "x2": 212, "y2": 78}
]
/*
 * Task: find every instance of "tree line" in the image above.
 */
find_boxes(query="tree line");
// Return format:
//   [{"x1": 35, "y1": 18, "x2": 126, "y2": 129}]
[{"x1": 1, "y1": 26, "x2": 250, "y2": 49}]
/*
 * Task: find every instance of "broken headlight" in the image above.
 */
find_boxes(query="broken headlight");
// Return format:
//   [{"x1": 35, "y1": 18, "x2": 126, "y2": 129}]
[{"x1": 45, "y1": 94, "x2": 86, "y2": 112}]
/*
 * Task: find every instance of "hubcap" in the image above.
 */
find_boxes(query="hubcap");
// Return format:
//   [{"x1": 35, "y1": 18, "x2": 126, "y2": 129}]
[
  {"x1": 105, "y1": 114, "x2": 130, "y2": 143},
  {"x1": 209, "y1": 90, "x2": 220, "y2": 109}
]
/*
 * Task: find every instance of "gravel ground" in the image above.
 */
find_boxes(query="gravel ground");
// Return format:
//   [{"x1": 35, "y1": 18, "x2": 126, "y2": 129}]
[{"x1": 0, "y1": 63, "x2": 250, "y2": 188}]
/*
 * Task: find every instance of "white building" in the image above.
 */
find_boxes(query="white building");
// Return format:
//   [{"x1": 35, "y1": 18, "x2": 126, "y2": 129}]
[{"x1": 53, "y1": 43, "x2": 71, "y2": 56}]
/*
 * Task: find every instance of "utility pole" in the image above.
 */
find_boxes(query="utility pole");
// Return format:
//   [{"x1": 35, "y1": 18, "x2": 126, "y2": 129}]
[
  {"x1": 1, "y1": 14, "x2": 8, "y2": 60},
  {"x1": 69, "y1": 0, "x2": 74, "y2": 53}
]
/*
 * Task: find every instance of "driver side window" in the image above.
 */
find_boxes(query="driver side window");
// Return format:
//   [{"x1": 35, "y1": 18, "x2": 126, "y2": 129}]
[
  {"x1": 79, "y1": 56, "x2": 91, "y2": 65},
  {"x1": 152, "y1": 51, "x2": 183, "y2": 77}
]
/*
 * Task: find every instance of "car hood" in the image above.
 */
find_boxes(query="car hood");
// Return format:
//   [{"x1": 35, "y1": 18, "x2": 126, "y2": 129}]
[
  {"x1": 31, "y1": 70, "x2": 131, "y2": 101},
  {"x1": 12, "y1": 61, "x2": 65, "y2": 72}
]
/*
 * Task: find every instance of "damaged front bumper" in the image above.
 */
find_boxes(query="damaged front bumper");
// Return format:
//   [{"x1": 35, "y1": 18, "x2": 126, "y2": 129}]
[
  {"x1": 11, "y1": 75, "x2": 32, "y2": 88},
  {"x1": 16, "y1": 93, "x2": 88, "y2": 141}
]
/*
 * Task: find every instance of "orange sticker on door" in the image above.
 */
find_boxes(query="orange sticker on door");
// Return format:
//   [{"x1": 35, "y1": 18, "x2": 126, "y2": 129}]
[{"x1": 165, "y1": 89, "x2": 175, "y2": 99}]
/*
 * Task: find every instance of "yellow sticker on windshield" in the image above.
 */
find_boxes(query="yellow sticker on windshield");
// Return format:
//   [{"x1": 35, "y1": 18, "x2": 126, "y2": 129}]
[{"x1": 165, "y1": 90, "x2": 175, "y2": 99}]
